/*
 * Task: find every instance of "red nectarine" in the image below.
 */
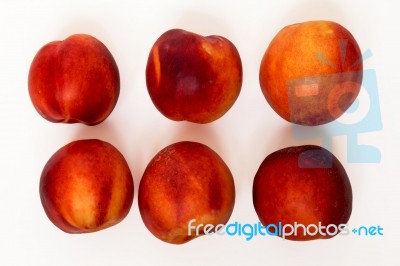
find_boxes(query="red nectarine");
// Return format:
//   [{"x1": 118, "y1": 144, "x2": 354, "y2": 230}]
[
  {"x1": 146, "y1": 29, "x2": 242, "y2": 123},
  {"x1": 29, "y1": 34, "x2": 120, "y2": 125},
  {"x1": 253, "y1": 145, "x2": 352, "y2": 240},
  {"x1": 138, "y1": 141, "x2": 235, "y2": 244}
]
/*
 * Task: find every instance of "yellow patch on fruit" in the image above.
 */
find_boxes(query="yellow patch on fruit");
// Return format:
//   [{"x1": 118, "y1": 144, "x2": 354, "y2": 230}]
[
  {"x1": 152, "y1": 45, "x2": 161, "y2": 85},
  {"x1": 105, "y1": 165, "x2": 125, "y2": 223},
  {"x1": 64, "y1": 178, "x2": 97, "y2": 229}
]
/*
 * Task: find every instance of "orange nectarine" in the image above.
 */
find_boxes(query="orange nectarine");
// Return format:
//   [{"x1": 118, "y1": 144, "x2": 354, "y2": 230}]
[{"x1": 260, "y1": 21, "x2": 363, "y2": 125}]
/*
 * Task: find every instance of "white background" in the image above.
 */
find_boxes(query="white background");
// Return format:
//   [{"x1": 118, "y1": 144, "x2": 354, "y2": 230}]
[{"x1": 1, "y1": 0, "x2": 399, "y2": 265}]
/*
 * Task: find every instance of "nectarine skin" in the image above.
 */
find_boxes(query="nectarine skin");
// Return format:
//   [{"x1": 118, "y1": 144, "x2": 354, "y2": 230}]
[
  {"x1": 260, "y1": 21, "x2": 363, "y2": 125},
  {"x1": 40, "y1": 139, "x2": 134, "y2": 233},
  {"x1": 253, "y1": 145, "x2": 352, "y2": 241},
  {"x1": 29, "y1": 34, "x2": 120, "y2": 125},
  {"x1": 146, "y1": 29, "x2": 242, "y2": 123},
  {"x1": 138, "y1": 141, "x2": 235, "y2": 244}
]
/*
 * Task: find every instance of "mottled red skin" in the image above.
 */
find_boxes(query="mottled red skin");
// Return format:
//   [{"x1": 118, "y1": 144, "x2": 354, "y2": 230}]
[
  {"x1": 253, "y1": 145, "x2": 352, "y2": 241},
  {"x1": 260, "y1": 21, "x2": 363, "y2": 125},
  {"x1": 146, "y1": 29, "x2": 242, "y2": 124},
  {"x1": 40, "y1": 139, "x2": 134, "y2": 233},
  {"x1": 139, "y1": 141, "x2": 235, "y2": 244},
  {"x1": 29, "y1": 34, "x2": 120, "y2": 125}
]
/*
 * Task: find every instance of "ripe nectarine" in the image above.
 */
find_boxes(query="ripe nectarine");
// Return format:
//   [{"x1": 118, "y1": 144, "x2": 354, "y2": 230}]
[
  {"x1": 253, "y1": 145, "x2": 352, "y2": 240},
  {"x1": 29, "y1": 34, "x2": 120, "y2": 125},
  {"x1": 260, "y1": 21, "x2": 363, "y2": 125},
  {"x1": 138, "y1": 141, "x2": 235, "y2": 244},
  {"x1": 146, "y1": 29, "x2": 242, "y2": 123},
  {"x1": 39, "y1": 139, "x2": 134, "y2": 233}
]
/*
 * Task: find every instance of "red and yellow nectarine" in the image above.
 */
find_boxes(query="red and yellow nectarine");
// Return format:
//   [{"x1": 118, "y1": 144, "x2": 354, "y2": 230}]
[
  {"x1": 39, "y1": 139, "x2": 134, "y2": 233},
  {"x1": 138, "y1": 141, "x2": 235, "y2": 244}
]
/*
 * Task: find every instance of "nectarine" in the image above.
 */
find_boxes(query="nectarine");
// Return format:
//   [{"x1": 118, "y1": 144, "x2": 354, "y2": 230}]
[
  {"x1": 138, "y1": 141, "x2": 235, "y2": 244},
  {"x1": 146, "y1": 29, "x2": 242, "y2": 123},
  {"x1": 260, "y1": 21, "x2": 363, "y2": 125},
  {"x1": 29, "y1": 34, "x2": 120, "y2": 125},
  {"x1": 39, "y1": 139, "x2": 134, "y2": 233},
  {"x1": 253, "y1": 145, "x2": 352, "y2": 240}
]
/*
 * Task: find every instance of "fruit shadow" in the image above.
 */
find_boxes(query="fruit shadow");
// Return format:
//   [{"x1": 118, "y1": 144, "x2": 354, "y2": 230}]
[
  {"x1": 279, "y1": 0, "x2": 347, "y2": 24},
  {"x1": 71, "y1": 119, "x2": 121, "y2": 145},
  {"x1": 170, "y1": 122, "x2": 224, "y2": 156},
  {"x1": 256, "y1": 122, "x2": 343, "y2": 159},
  {"x1": 133, "y1": 121, "x2": 224, "y2": 183},
  {"x1": 256, "y1": 0, "x2": 348, "y2": 52},
  {"x1": 57, "y1": 18, "x2": 103, "y2": 36},
  {"x1": 70, "y1": 120, "x2": 140, "y2": 183},
  {"x1": 56, "y1": 18, "x2": 118, "y2": 49},
  {"x1": 279, "y1": 0, "x2": 371, "y2": 56},
  {"x1": 174, "y1": 10, "x2": 235, "y2": 37}
]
